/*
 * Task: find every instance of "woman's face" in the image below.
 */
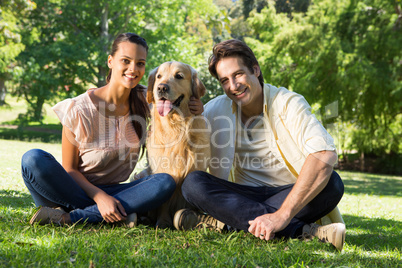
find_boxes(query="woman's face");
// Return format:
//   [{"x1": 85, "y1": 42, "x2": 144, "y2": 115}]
[{"x1": 107, "y1": 41, "x2": 147, "y2": 89}]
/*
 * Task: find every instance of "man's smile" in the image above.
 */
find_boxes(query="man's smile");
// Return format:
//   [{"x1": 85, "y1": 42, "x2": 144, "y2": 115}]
[{"x1": 233, "y1": 87, "x2": 248, "y2": 96}]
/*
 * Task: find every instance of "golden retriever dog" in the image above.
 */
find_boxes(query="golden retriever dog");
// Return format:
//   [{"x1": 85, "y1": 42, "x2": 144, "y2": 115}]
[{"x1": 145, "y1": 61, "x2": 210, "y2": 228}]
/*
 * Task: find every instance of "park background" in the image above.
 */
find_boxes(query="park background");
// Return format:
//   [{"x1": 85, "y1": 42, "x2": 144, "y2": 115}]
[{"x1": 0, "y1": 0, "x2": 401, "y2": 266}]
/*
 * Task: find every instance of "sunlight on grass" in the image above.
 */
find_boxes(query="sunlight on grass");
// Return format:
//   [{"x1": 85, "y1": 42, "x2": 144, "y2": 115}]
[
  {"x1": 0, "y1": 139, "x2": 401, "y2": 267},
  {"x1": 0, "y1": 96, "x2": 27, "y2": 123},
  {"x1": 0, "y1": 95, "x2": 60, "y2": 126},
  {"x1": 0, "y1": 140, "x2": 61, "y2": 192},
  {"x1": 340, "y1": 194, "x2": 401, "y2": 221}
]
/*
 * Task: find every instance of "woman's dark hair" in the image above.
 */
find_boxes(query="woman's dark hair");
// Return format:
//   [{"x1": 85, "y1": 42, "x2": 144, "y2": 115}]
[
  {"x1": 107, "y1": 33, "x2": 150, "y2": 156},
  {"x1": 208, "y1": 39, "x2": 264, "y2": 88}
]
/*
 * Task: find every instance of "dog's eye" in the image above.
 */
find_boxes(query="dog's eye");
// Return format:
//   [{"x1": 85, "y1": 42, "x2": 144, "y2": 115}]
[
  {"x1": 175, "y1": 73, "x2": 184, "y2": 79},
  {"x1": 156, "y1": 74, "x2": 162, "y2": 79}
]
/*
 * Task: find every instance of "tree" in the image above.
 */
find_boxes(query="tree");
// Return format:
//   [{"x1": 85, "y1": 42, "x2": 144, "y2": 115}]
[
  {"x1": 14, "y1": 0, "x2": 94, "y2": 121},
  {"x1": 216, "y1": 0, "x2": 267, "y2": 41},
  {"x1": 246, "y1": 0, "x2": 402, "y2": 157},
  {"x1": 12, "y1": 0, "x2": 224, "y2": 121},
  {"x1": 0, "y1": 0, "x2": 36, "y2": 106},
  {"x1": 274, "y1": 0, "x2": 311, "y2": 18}
]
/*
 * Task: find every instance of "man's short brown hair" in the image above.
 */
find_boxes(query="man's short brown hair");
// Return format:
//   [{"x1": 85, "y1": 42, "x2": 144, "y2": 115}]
[{"x1": 208, "y1": 39, "x2": 264, "y2": 88}]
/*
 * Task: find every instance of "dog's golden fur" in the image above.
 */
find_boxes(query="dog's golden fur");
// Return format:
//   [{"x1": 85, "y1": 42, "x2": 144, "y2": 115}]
[{"x1": 146, "y1": 61, "x2": 210, "y2": 228}]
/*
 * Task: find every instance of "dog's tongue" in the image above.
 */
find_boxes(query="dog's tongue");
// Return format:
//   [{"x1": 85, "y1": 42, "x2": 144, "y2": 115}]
[{"x1": 157, "y1": 100, "x2": 173, "y2": 117}]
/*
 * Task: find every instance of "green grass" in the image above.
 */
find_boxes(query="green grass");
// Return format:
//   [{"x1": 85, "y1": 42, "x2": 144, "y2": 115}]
[
  {"x1": 0, "y1": 139, "x2": 401, "y2": 267},
  {"x1": 0, "y1": 96, "x2": 401, "y2": 266},
  {"x1": 0, "y1": 96, "x2": 62, "y2": 143}
]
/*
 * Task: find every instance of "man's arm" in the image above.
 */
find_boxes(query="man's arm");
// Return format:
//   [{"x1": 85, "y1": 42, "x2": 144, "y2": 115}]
[{"x1": 248, "y1": 150, "x2": 337, "y2": 240}]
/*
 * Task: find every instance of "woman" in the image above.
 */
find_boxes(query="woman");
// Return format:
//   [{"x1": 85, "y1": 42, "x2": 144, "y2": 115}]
[{"x1": 21, "y1": 33, "x2": 203, "y2": 226}]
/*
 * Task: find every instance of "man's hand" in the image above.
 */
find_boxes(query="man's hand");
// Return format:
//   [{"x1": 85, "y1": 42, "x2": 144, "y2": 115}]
[
  {"x1": 248, "y1": 212, "x2": 291, "y2": 241},
  {"x1": 248, "y1": 151, "x2": 337, "y2": 241},
  {"x1": 189, "y1": 96, "x2": 204, "y2": 115},
  {"x1": 94, "y1": 192, "x2": 127, "y2": 223}
]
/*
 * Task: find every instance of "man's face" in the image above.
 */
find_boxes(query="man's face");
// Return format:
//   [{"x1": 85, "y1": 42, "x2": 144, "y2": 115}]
[{"x1": 216, "y1": 56, "x2": 262, "y2": 112}]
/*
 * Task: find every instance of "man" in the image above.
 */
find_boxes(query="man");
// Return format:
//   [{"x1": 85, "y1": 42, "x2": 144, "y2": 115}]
[{"x1": 174, "y1": 39, "x2": 346, "y2": 251}]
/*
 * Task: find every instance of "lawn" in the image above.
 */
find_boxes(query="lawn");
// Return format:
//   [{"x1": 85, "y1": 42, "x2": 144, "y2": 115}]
[
  {"x1": 0, "y1": 138, "x2": 401, "y2": 267},
  {"x1": 0, "y1": 96, "x2": 62, "y2": 143},
  {"x1": 0, "y1": 97, "x2": 401, "y2": 267}
]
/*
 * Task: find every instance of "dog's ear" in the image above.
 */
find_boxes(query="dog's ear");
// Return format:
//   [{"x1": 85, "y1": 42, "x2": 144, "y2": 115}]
[
  {"x1": 190, "y1": 66, "x2": 206, "y2": 99},
  {"x1": 147, "y1": 67, "x2": 159, "y2": 103}
]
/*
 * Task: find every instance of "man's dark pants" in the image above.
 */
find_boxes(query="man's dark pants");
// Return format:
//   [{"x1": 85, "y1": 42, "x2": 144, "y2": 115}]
[{"x1": 182, "y1": 171, "x2": 344, "y2": 238}]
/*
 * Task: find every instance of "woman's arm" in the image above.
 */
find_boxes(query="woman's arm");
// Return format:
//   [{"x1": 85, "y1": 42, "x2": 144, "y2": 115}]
[{"x1": 62, "y1": 126, "x2": 127, "y2": 223}]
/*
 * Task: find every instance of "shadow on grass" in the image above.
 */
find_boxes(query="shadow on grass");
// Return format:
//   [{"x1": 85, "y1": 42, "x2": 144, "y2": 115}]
[
  {"x1": 343, "y1": 214, "x2": 402, "y2": 251},
  {"x1": 0, "y1": 189, "x2": 33, "y2": 209},
  {"x1": 341, "y1": 172, "x2": 402, "y2": 197},
  {"x1": 0, "y1": 126, "x2": 61, "y2": 143}
]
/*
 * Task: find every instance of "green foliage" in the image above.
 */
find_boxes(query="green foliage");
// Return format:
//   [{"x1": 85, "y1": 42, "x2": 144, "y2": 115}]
[
  {"x1": 2, "y1": 0, "x2": 400, "y2": 157},
  {"x1": 10, "y1": 0, "x2": 224, "y2": 121},
  {"x1": 0, "y1": 0, "x2": 36, "y2": 105},
  {"x1": 0, "y1": 11, "x2": 23, "y2": 74},
  {"x1": 246, "y1": 0, "x2": 402, "y2": 155},
  {"x1": 0, "y1": 0, "x2": 35, "y2": 74},
  {"x1": 274, "y1": 0, "x2": 311, "y2": 17}
]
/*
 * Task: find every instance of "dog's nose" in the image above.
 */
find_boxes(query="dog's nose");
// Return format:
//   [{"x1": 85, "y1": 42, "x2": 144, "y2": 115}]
[{"x1": 157, "y1": 83, "x2": 170, "y2": 93}]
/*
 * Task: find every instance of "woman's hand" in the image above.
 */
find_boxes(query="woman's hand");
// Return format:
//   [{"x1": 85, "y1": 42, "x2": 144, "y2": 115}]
[
  {"x1": 189, "y1": 96, "x2": 204, "y2": 115},
  {"x1": 94, "y1": 192, "x2": 127, "y2": 223}
]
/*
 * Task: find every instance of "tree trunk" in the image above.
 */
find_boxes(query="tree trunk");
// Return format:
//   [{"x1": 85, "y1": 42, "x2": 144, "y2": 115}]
[
  {"x1": 360, "y1": 152, "x2": 365, "y2": 172},
  {"x1": 33, "y1": 97, "x2": 45, "y2": 122},
  {"x1": 97, "y1": 3, "x2": 109, "y2": 88},
  {"x1": 0, "y1": 78, "x2": 6, "y2": 106}
]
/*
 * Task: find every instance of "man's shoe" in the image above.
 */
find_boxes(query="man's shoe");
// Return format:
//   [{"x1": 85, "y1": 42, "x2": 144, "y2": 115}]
[
  {"x1": 302, "y1": 223, "x2": 346, "y2": 251},
  {"x1": 29, "y1": 207, "x2": 65, "y2": 225},
  {"x1": 125, "y1": 212, "x2": 138, "y2": 228},
  {"x1": 173, "y1": 209, "x2": 225, "y2": 232}
]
